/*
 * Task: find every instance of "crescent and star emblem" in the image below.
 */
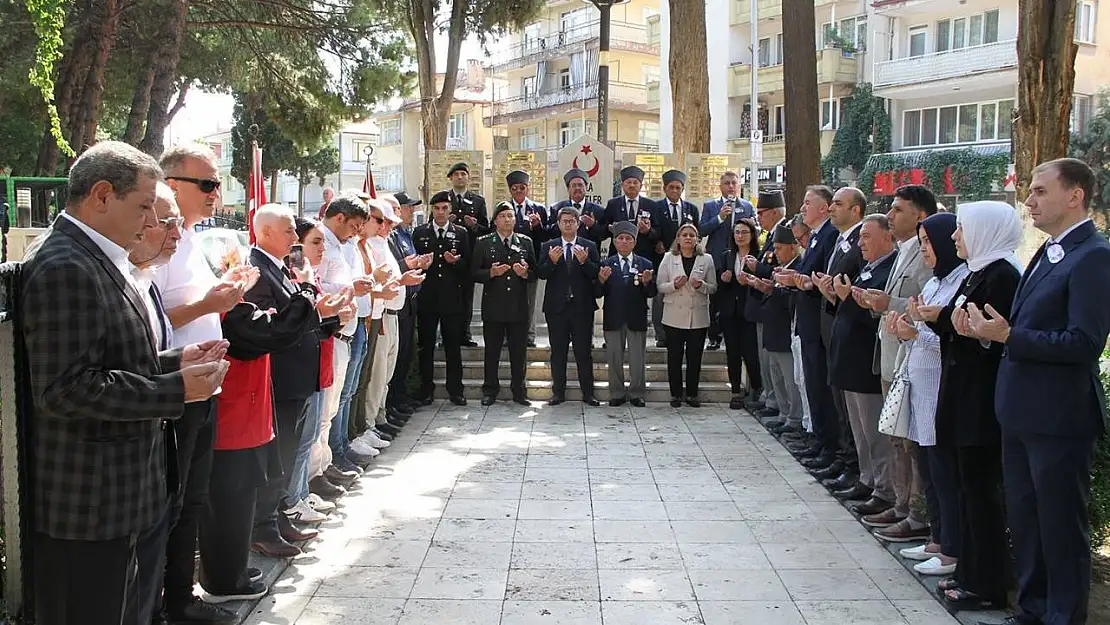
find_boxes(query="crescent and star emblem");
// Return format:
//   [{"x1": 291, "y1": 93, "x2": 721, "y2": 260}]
[{"x1": 572, "y1": 145, "x2": 601, "y2": 178}]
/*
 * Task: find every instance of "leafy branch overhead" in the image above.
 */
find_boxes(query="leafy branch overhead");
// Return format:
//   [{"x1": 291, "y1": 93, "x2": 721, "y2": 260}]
[{"x1": 821, "y1": 83, "x2": 891, "y2": 187}]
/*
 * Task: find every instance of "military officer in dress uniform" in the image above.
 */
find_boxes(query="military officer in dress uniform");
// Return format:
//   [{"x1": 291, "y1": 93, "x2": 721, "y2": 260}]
[
  {"x1": 506, "y1": 169, "x2": 549, "y2": 347},
  {"x1": 447, "y1": 162, "x2": 487, "y2": 346},
  {"x1": 550, "y1": 168, "x2": 607, "y2": 247},
  {"x1": 652, "y1": 169, "x2": 701, "y2": 347},
  {"x1": 472, "y1": 201, "x2": 536, "y2": 407},
  {"x1": 604, "y1": 165, "x2": 662, "y2": 260},
  {"x1": 413, "y1": 190, "x2": 470, "y2": 407}
]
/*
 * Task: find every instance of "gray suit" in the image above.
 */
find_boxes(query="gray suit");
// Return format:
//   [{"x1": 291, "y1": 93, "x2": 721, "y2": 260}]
[{"x1": 873, "y1": 237, "x2": 933, "y2": 381}]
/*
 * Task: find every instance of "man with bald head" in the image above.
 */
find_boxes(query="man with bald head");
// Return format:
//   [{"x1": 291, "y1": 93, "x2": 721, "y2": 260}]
[{"x1": 21, "y1": 141, "x2": 228, "y2": 625}]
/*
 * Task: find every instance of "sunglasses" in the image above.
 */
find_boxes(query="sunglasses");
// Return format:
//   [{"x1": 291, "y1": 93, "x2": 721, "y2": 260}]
[
  {"x1": 168, "y1": 176, "x2": 221, "y2": 193},
  {"x1": 370, "y1": 215, "x2": 385, "y2": 224}
]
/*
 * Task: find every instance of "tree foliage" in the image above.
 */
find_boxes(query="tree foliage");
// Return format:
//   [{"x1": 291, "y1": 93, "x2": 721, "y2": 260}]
[
  {"x1": 24, "y1": 0, "x2": 73, "y2": 158},
  {"x1": 1068, "y1": 89, "x2": 1110, "y2": 233},
  {"x1": 821, "y1": 83, "x2": 891, "y2": 186}
]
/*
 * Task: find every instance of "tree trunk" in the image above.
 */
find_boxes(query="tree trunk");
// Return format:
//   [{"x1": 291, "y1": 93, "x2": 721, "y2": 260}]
[
  {"x1": 1015, "y1": 0, "x2": 1078, "y2": 200},
  {"x1": 667, "y1": 0, "x2": 711, "y2": 156},
  {"x1": 781, "y1": 0, "x2": 821, "y2": 213},
  {"x1": 68, "y1": 0, "x2": 121, "y2": 154},
  {"x1": 410, "y1": 0, "x2": 466, "y2": 201},
  {"x1": 138, "y1": 0, "x2": 188, "y2": 157},
  {"x1": 122, "y1": 68, "x2": 154, "y2": 145},
  {"x1": 35, "y1": 0, "x2": 94, "y2": 175},
  {"x1": 270, "y1": 171, "x2": 279, "y2": 203}
]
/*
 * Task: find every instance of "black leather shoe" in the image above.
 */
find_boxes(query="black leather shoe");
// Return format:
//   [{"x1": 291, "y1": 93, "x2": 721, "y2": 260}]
[
  {"x1": 385, "y1": 414, "x2": 407, "y2": 427},
  {"x1": 822, "y1": 473, "x2": 858, "y2": 491},
  {"x1": 250, "y1": 538, "x2": 301, "y2": 559},
  {"x1": 773, "y1": 423, "x2": 800, "y2": 436},
  {"x1": 584, "y1": 397, "x2": 601, "y2": 407},
  {"x1": 449, "y1": 395, "x2": 467, "y2": 406},
  {"x1": 630, "y1": 398, "x2": 646, "y2": 407},
  {"x1": 279, "y1": 516, "x2": 319, "y2": 543},
  {"x1": 852, "y1": 496, "x2": 894, "y2": 516},
  {"x1": 670, "y1": 398, "x2": 682, "y2": 407},
  {"x1": 549, "y1": 395, "x2": 566, "y2": 406},
  {"x1": 763, "y1": 419, "x2": 786, "y2": 430},
  {"x1": 391, "y1": 402, "x2": 414, "y2": 416},
  {"x1": 415, "y1": 395, "x2": 435, "y2": 406},
  {"x1": 788, "y1": 445, "x2": 822, "y2": 459},
  {"x1": 481, "y1": 395, "x2": 497, "y2": 406},
  {"x1": 686, "y1": 398, "x2": 702, "y2": 408},
  {"x1": 462, "y1": 338, "x2": 478, "y2": 347},
  {"x1": 757, "y1": 407, "x2": 780, "y2": 419},
  {"x1": 706, "y1": 340, "x2": 721, "y2": 350},
  {"x1": 513, "y1": 395, "x2": 530, "y2": 406},
  {"x1": 834, "y1": 483, "x2": 873, "y2": 501},
  {"x1": 386, "y1": 409, "x2": 410, "y2": 423},
  {"x1": 729, "y1": 397, "x2": 744, "y2": 410},
  {"x1": 809, "y1": 460, "x2": 845, "y2": 480},
  {"x1": 377, "y1": 422, "x2": 402, "y2": 436},
  {"x1": 801, "y1": 453, "x2": 837, "y2": 469},
  {"x1": 309, "y1": 476, "x2": 347, "y2": 500},
  {"x1": 167, "y1": 597, "x2": 237, "y2": 624},
  {"x1": 527, "y1": 339, "x2": 537, "y2": 347},
  {"x1": 324, "y1": 466, "x2": 357, "y2": 487},
  {"x1": 610, "y1": 396, "x2": 628, "y2": 407}
]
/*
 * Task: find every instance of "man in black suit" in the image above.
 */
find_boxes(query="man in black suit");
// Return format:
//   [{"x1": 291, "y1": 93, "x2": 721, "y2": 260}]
[
  {"x1": 605, "y1": 166, "x2": 662, "y2": 258},
  {"x1": 245, "y1": 204, "x2": 347, "y2": 557},
  {"x1": 550, "y1": 168, "x2": 607, "y2": 246},
  {"x1": 414, "y1": 191, "x2": 470, "y2": 406},
  {"x1": 473, "y1": 201, "x2": 536, "y2": 406},
  {"x1": 447, "y1": 162, "x2": 487, "y2": 346},
  {"x1": 650, "y1": 169, "x2": 700, "y2": 347},
  {"x1": 598, "y1": 221, "x2": 657, "y2": 407},
  {"x1": 20, "y1": 141, "x2": 227, "y2": 625},
  {"x1": 384, "y1": 192, "x2": 430, "y2": 421},
  {"x1": 967, "y1": 159, "x2": 1110, "y2": 625},
  {"x1": 537, "y1": 206, "x2": 602, "y2": 406},
  {"x1": 747, "y1": 190, "x2": 789, "y2": 419},
  {"x1": 829, "y1": 214, "x2": 898, "y2": 515},
  {"x1": 752, "y1": 222, "x2": 803, "y2": 431},
  {"x1": 506, "y1": 169, "x2": 548, "y2": 347}
]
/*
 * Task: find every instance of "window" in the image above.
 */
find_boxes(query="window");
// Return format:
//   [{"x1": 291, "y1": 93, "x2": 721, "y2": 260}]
[
  {"x1": 560, "y1": 8, "x2": 590, "y2": 33},
  {"x1": 522, "y1": 76, "x2": 536, "y2": 98},
  {"x1": 773, "y1": 105, "x2": 785, "y2": 138},
  {"x1": 352, "y1": 138, "x2": 375, "y2": 161},
  {"x1": 638, "y1": 120, "x2": 660, "y2": 146},
  {"x1": 909, "y1": 26, "x2": 928, "y2": 56},
  {"x1": 822, "y1": 16, "x2": 867, "y2": 51},
  {"x1": 903, "y1": 98, "x2": 1015, "y2": 147},
  {"x1": 1076, "y1": 1, "x2": 1097, "y2": 43},
  {"x1": 821, "y1": 99, "x2": 841, "y2": 130},
  {"x1": 379, "y1": 119, "x2": 401, "y2": 146},
  {"x1": 448, "y1": 113, "x2": 466, "y2": 140},
  {"x1": 559, "y1": 69, "x2": 571, "y2": 92},
  {"x1": 560, "y1": 119, "x2": 596, "y2": 146},
  {"x1": 643, "y1": 64, "x2": 660, "y2": 86},
  {"x1": 519, "y1": 126, "x2": 539, "y2": 149},
  {"x1": 757, "y1": 34, "x2": 784, "y2": 66},
  {"x1": 758, "y1": 38, "x2": 771, "y2": 67},
  {"x1": 936, "y1": 9, "x2": 1000, "y2": 52},
  {"x1": 1072, "y1": 94, "x2": 1093, "y2": 133},
  {"x1": 523, "y1": 23, "x2": 542, "y2": 52},
  {"x1": 378, "y1": 165, "x2": 402, "y2": 191}
]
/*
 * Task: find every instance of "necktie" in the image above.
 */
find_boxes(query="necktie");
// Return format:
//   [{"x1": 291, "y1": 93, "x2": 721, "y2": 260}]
[
  {"x1": 149, "y1": 284, "x2": 170, "y2": 351},
  {"x1": 503, "y1": 236, "x2": 511, "y2": 249},
  {"x1": 437, "y1": 227, "x2": 445, "y2": 243},
  {"x1": 573, "y1": 202, "x2": 581, "y2": 214},
  {"x1": 565, "y1": 242, "x2": 573, "y2": 266},
  {"x1": 622, "y1": 258, "x2": 629, "y2": 275},
  {"x1": 671, "y1": 203, "x2": 679, "y2": 222},
  {"x1": 628, "y1": 199, "x2": 635, "y2": 220}
]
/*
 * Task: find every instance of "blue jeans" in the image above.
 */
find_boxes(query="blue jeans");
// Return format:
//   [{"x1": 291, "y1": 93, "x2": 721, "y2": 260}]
[
  {"x1": 330, "y1": 320, "x2": 369, "y2": 458},
  {"x1": 287, "y1": 391, "x2": 323, "y2": 504}
]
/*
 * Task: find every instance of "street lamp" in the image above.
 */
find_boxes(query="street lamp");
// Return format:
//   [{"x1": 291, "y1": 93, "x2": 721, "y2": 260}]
[{"x1": 584, "y1": 0, "x2": 629, "y2": 145}]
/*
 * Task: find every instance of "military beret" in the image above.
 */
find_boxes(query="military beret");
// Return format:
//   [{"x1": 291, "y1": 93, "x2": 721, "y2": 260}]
[
  {"x1": 773, "y1": 222, "x2": 797, "y2": 245},
  {"x1": 757, "y1": 189, "x2": 785, "y2": 210},
  {"x1": 447, "y1": 162, "x2": 469, "y2": 177},
  {"x1": 429, "y1": 190, "x2": 452, "y2": 205},
  {"x1": 620, "y1": 166, "x2": 645, "y2": 182},
  {"x1": 563, "y1": 168, "x2": 588, "y2": 187},
  {"x1": 492, "y1": 201, "x2": 515, "y2": 219},
  {"x1": 612, "y1": 220, "x2": 638, "y2": 238},
  {"x1": 662, "y1": 169, "x2": 686, "y2": 186},
  {"x1": 506, "y1": 170, "x2": 530, "y2": 186}
]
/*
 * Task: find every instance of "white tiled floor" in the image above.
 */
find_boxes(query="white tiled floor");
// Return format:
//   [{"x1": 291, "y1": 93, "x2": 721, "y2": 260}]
[{"x1": 242, "y1": 401, "x2": 961, "y2": 625}]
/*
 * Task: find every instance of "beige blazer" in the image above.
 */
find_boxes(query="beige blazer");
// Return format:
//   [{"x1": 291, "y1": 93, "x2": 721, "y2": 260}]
[
  {"x1": 873, "y1": 237, "x2": 934, "y2": 380},
  {"x1": 656, "y1": 251, "x2": 718, "y2": 329}
]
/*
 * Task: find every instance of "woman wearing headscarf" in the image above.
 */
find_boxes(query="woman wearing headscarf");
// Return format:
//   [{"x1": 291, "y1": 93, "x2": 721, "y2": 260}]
[{"x1": 883, "y1": 213, "x2": 967, "y2": 568}]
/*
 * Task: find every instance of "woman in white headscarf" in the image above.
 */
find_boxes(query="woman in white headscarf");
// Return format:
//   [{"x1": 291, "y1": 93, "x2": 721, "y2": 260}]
[{"x1": 905, "y1": 201, "x2": 1022, "y2": 608}]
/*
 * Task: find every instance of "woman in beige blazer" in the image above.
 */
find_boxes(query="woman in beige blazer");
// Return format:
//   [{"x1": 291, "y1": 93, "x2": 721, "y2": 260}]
[{"x1": 657, "y1": 223, "x2": 718, "y2": 407}]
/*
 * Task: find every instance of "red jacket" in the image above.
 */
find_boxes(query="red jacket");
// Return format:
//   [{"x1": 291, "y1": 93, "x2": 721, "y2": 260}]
[{"x1": 214, "y1": 354, "x2": 274, "y2": 451}]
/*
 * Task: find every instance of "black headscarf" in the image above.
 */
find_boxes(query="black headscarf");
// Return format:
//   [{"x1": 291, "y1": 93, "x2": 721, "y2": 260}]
[{"x1": 918, "y1": 213, "x2": 961, "y2": 279}]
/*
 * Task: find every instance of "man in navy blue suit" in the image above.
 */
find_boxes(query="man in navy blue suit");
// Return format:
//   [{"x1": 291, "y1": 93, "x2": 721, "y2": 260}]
[
  {"x1": 550, "y1": 168, "x2": 607, "y2": 248},
  {"x1": 536, "y1": 206, "x2": 602, "y2": 406},
  {"x1": 597, "y1": 221, "x2": 657, "y2": 407},
  {"x1": 604, "y1": 165, "x2": 661, "y2": 260},
  {"x1": 699, "y1": 170, "x2": 754, "y2": 349},
  {"x1": 959, "y1": 158, "x2": 1110, "y2": 625}
]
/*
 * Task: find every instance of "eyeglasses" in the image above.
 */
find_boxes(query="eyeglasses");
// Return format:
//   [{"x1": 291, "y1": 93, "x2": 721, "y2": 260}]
[
  {"x1": 370, "y1": 215, "x2": 385, "y2": 224},
  {"x1": 167, "y1": 176, "x2": 221, "y2": 194},
  {"x1": 158, "y1": 216, "x2": 185, "y2": 231}
]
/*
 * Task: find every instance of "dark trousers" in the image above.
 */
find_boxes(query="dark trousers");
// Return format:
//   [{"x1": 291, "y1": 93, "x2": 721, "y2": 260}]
[
  {"x1": 707, "y1": 292, "x2": 722, "y2": 343},
  {"x1": 33, "y1": 528, "x2": 146, "y2": 625},
  {"x1": 387, "y1": 310, "x2": 416, "y2": 407},
  {"x1": 951, "y1": 443, "x2": 1009, "y2": 603},
  {"x1": 800, "y1": 336, "x2": 839, "y2": 453},
  {"x1": 160, "y1": 400, "x2": 216, "y2": 613},
  {"x1": 482, "y1": 319, "x2": 527, "y2": 398},
  {"x1": 1003, "y1": 429, "x2": 1096, "y2": 625},
  {"x1": 664, "y1": 325, "x2": 707, "y2": 399},
  {"x1": 461, "y1": 280, "x2": 476, "y2": 340},
  {"x1": 253, "y1": 397, "x2": 310, "y2": 539},
  {"x1": 199, "y1": 450, "x2": 262, "y2": 594},
  {"x1": 547, "y1": 305, "x2": 595, "y2": 398},
  {"x1": 132, "y1": 506, "x2": 172, "y2": 624},
  {"x1": 418, "y1": 310, "x2": 465, "y2": 397},
  {"x1": 721, "y1": 314, "x2": 761, "y2": 394},
  {"x1": 916, "y1": 442, "x2": 943, "y2": 544},
  {"x1": 927, "y1": 443, "x2": 962, "y2": 558}
]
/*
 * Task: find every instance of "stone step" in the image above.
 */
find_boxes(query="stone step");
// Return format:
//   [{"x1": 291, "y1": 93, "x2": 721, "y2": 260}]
[
  {"x1": 429, "y1": 378, "x2": 735, "y2": 402},
  {"x1": 433, "y1": 345, "x2": 730, "y2": 365},
  {"x1": 433, "y1": 361, "x2": 732, "y2": 383}
]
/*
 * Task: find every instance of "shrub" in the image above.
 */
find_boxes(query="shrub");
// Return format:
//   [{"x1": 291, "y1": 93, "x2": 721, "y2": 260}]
[{"x1": 1092, "y1": 353, "x2": 1110, "y2": 550}]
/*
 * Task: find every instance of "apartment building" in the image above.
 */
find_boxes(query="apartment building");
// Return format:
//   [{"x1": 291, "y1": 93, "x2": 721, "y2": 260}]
[{"x1": 483, "y1": 0, "x2": 663, "y2": 199}]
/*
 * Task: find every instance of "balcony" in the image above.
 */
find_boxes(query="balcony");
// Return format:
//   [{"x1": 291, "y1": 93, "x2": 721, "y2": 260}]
[
  {"x1": 728, "y1": 48, "x2": 858, "y2": 98},
  {"x1": 484, "y1": 81, "x2": 652, "y2": 126},
  {"x1": 873, "y1": 39, "x2": 1017, "y2": 98},
  {"x1": 647, "y1": 80, "x2": 660, "y2": 109},
  {"x1": 726, "y1": 129, "x2": 839, "y2": 163},
  {"x1": 646, "y1": 14, "x2": 661, "y2": 46},
  {"x1": 731, "y1": 0, "x2": 835, "y2": 25},
  {"x1": 485, "y1": 20, "x2": 659, "y2": 73}
]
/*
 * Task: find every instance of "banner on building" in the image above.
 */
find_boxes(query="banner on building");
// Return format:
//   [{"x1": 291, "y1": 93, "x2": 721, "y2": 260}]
[
  {"x1": 683, "y1": 153, "x2": 747, "y2": 205},
  {"x1": 623, "y1": 152, "x2": 680, "y2": 198},
  {"x1": 493, "y1": 150, "x2": 548, "y2": 206},
  {"x1": 427, "y1": 150, "x2": 484, "y2": 197},
  {"x1": 557, "y1": 135, "x2": 614, "y2": 206}
]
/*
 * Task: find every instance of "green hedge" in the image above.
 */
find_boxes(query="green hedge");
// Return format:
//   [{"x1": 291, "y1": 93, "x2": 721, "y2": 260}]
[{"x1": 1092, "y1": 354, "x2": 1110, "y2": 550}]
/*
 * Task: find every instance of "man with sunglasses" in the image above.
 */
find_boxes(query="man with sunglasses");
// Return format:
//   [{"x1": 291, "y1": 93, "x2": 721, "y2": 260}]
[{"x1": 154, "y1": 144, "x2": 252, "y2": 624}]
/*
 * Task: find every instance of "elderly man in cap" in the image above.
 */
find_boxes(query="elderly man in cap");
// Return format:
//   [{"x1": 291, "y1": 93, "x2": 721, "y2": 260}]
[
  {"x1": 551, "y1": 168, "x2": 607, "y2": 247},
  {"x1": 597, "y1": 220, "x2": 657, "y2": 407},
  {"x1": 745, "y1": 189, "x2": 790, "y2": 418},
  {"x1": 446, "y1": 162, "x2": 487, "y2": 346},
  {"x1": 605, "y1": 165, "x2": 661, "y2": 259},
  {"x1": 699, "y1": 170, "x2": 754, "y2": 349},
  {"x1": 653, "y1": 169, "x2": 701, "y2": 347},
  {"x1": 472, "y1": 201, "x2": 537, "y2": 406},
  {"x1": 506, "y1": 169, "x2": 549, "y2": 346}
]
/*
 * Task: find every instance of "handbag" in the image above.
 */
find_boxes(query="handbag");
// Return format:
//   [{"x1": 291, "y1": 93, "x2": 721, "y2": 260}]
[{"x1": 878, "y1": 355, "x2": 912, "y2": 438}]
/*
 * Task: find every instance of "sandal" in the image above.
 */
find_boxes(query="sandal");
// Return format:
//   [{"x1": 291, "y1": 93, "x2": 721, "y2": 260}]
[
  {"x1": 941, "y1": 587, "x2": 1007, "y2": 611},
  {"x1": 935, "y1": 577, "x2": 959, "y2": 595}
]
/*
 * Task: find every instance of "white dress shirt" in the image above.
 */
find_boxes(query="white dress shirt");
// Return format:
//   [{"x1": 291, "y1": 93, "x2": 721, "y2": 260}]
[
  {"x1": 153, "y1": 227, "x2": 222, "y2": 348},
  {"x1": 318, "y1": 224, "x2": 360, "y2": 335}
]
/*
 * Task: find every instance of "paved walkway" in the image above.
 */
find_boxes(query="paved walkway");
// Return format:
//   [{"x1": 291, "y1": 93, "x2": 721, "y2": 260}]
[{"x1": 243, "y1": 401, "x2": 961, "y2": 625}]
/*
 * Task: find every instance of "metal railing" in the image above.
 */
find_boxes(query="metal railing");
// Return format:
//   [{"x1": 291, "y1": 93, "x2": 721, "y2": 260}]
[
  {"x1": 874, "y1": 39, "x2": 1017, "y2": 89},
  {"x1": 195, "y1": 213, "x2": 248, "y2": 232},
  {"x1": 485, "y1": 81, "x2": 650, "y2": 124},
  {"x1": 485, "y1": 20, "x2": 658, "y2": 70}
]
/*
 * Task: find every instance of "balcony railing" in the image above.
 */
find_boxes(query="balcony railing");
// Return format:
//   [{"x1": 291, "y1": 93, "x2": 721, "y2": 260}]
[
  {"x1": 731, "y1": 0, "x2": 835, "y2": 25},
  {"x1": 728, "y1": 48, "x2": 857, "y2": 97},
  {"x1": 646, "y1": 80, "x2": 660, "y2": 109},
  {"x1": 485, "y1": 20, "x2": 659, "y2": 71},
  {"x1": 874, "y1": 39, "x2": 1017, "y2": 91},
  {"x1": 484, "y1": 81, "x2": 652, "y2": 126}
]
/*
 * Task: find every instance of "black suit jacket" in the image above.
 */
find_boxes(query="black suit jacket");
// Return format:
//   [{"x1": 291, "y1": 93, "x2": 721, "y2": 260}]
[
  {"x1": 449, "y1": 190, "x2": 489, "y2": 250},
  {"x1": 604, "y1": 195, "x2": 662, "y2": 259},
  {"x1": 471, "y1": 231, "x2": 537, "y2": 323},
  {"x1": 536, "y1": 238, "x2": 601, "y2": 314},
  {"x1": 597, "y1": 253, "x2": 658, "y2": 331},
  {"x1": 792, "y1": 220, "x2": 839, "y2": 341},
  {"x1": 822, "y1": 223, "x2": 864, "y2": 316},
  {"x1": 549, "y1": 199, "x2": 607, "y2": 246},
  {"x1": 389, "y1": 230, "x2": 418, "y2": 318},
  {"x1": 511, "y1": 198, "x2": 550, "y2": 257},
  {"x1": 244, "y1": 248, "x2": 326, "y2": 401},
  {"x1": 412, "y1": 222, "x2": 470, "y2": 315},
  {"x1": 715, "y1": 250, "x2": 757, "y2": 320},
  {"x1": 828, "y1": 252, "x2": 896, "y2": 393},
  {"x1": 761, "y1": 256, "x2": 799, "y2": 352},
  {"x1": 658, "y1": 199, "x2": 701, "y2": 253}
]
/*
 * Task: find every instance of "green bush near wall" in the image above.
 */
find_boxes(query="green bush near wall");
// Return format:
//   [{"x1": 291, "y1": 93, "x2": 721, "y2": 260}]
[{"x1": 1091, "y1": 354, "x2": 1110, "y2": 550}]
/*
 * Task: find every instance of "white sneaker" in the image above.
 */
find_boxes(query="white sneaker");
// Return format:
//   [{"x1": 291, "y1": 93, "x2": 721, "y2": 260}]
[
  {"x1": 349, "y1": 437, "x2": 381, "y2": 457},
  {"x1": 899, "y1": 544, "x2": 936, "y2": 561},
  {"x1": 306, "y1": 492, "x2": 336, "y2": 513},
  {"x1": 357, "y1": 430, "x2": 390, "y2": 449},
  {"x1": 913, "y1": 556, "x2": 957, "y2": 576},
  {"x1": 283, "y1": 498, "x2": 327, "y2": 524}
]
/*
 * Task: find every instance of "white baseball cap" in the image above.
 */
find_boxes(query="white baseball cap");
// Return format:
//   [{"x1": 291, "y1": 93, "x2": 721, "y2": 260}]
[{"x1": 370, "y1": 199, "x2": 402, "y2": 224}]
